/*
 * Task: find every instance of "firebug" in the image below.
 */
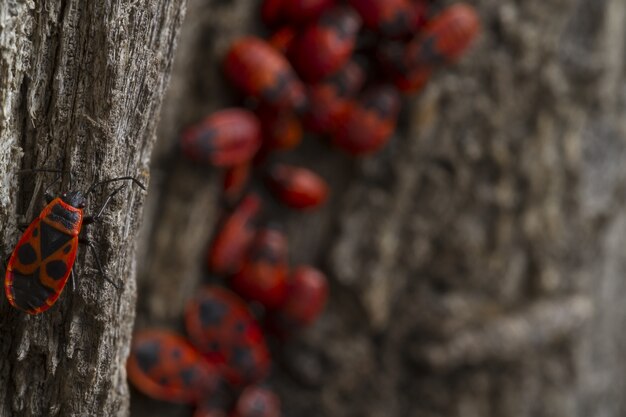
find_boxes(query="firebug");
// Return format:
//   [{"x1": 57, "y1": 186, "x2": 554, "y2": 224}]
[
  {"x1": 127, "y1": 330, "x2": 220, "y2": 404},
  {"x1": 330, "y1": 85, "x2": 401, "y2": 155},
  {"x1": 287, "y1": 6, "x2": 362, "y2": 83},
  {"x1": 181, "y1": 109, "x2": 262, "y2": 167},
  {"x1": 265, "y1": 164, "x2": 328, "y2": 210},
  {"x1": 267, "y1": 266, "x2": 328, "y2": 337},
  {"x1": 224, "y1": 37, "x2": 307, "y2": 112},
  {"x1": 185, "y1": 286, "x2": 271, "y2": 386},
  {"x1": 230, "y1": 227, "x2": 289, "y2": 310},
  {"x1": 208, "y1": 194, "x2": 261, "y2": 275},
  {"x1": 4, "y1": 175, "x2": 144, "y2": 314}
]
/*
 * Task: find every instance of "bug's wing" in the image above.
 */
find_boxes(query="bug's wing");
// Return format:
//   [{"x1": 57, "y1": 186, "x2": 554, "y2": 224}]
[{"x1": 5, "y1": 220, "x2": 78, "y2": 315}]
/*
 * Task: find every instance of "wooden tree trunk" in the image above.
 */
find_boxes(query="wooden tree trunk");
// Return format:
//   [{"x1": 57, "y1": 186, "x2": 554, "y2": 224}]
[{"x1": 0, "y1": 1, "x2": 185, "y2": 416}]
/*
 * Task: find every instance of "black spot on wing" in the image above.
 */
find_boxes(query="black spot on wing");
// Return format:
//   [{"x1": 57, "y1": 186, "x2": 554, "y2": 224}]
[
  {"x1": 32, "y1": 227, "x2": 39, "y2": 237},
  {"x1": 17, "y1": 243, "x2": 37, "y2": 265},
  {"x1": 179, "y1": 368, "x2": 197, "y2": 387},
  {"x1": 135, "y1": 340, "x2": 162, "y2": 373},
  {"x1": 416, "y1": 36, "x2": 445, "y2": 66},
  {"x1": 45, "y1": 260, "x2": 68, "y2": 281},
  {"x1": 9, "y1": 269, "x2": 55, "y2": 312},
  {"x1": 199, "y1": 299, "x2": 228, "y2": 328},
  {"x1": 231, "y1": 345, "x2": 253, "y2": 369},
  {"x1": 63, "y1": 245, "x2": 72, "y2": 254},
  {"x1": 40, "y1": 222, "x2": 73, "y2": 259}
]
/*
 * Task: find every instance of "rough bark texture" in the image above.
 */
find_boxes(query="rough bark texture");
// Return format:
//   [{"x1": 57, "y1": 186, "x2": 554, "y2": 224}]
[
  {"x1": 131, "y1": 0, "x2": 626, "y2": 416},
  {"x1": 0, "y1": 1, "x2": 185, "y2": 416}
]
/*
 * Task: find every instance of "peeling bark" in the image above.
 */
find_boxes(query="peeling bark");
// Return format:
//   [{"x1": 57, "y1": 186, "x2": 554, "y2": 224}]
[
  {"x1": 0, "y1": 1, "x2": 185, "y2": 416},
  {"x1": 132, "y1": 0, "x2": 626, "y2": 417}
]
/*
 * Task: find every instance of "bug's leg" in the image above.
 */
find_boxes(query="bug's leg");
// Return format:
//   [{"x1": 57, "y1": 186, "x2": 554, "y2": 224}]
[
  {"x1": 83, "y1": 184, "x2": 126, "y2": 225},
  {"x1": 78, "y1": 237, "x2": 121, "y2": 290}
]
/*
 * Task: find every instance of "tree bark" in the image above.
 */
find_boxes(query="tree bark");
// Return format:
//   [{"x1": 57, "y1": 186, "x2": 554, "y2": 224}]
[
  {"x1": 133, "y1": 0, "x2": 626, "y2": 417},
  {"x1": 0, "y1": 1, "x2": 185, "y2": 416}
]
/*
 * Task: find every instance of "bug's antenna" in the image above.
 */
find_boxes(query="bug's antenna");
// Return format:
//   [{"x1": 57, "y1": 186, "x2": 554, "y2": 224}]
[{"x1": 86, "y1": 176, "x2": 146, "y2": 195}]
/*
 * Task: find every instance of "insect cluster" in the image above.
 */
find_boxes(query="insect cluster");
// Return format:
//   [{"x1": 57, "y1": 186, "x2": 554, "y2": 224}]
[{"x1": 129, "y1": 0, "x2": 480, "y2": 415}]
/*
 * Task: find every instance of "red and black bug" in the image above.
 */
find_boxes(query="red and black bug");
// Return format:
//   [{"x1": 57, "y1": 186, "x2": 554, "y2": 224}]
[
  {"x1": 404, "y1": 3, "x2": 480, "y2": 67},
  {"x1": 4, "y1": 175, "x2": 145, "y2": 314},
  {"x1": 185, "y1": 286, "x2": 271, "y2": 386},
  {"x1": 181, "y1": 108, "x2": 262, "y2": 167},
  {"x1": 224, "y1": 37, "x2": 307, "y2": 112},
  {"x1": 267, "y1": 266, "x2": 328, "y2": 337},
  {"x1": 127, "y1": 330, "x2": 220, "y2": 403},
  {"x1": 208, "y1": 194, "x2": 261, "y2": 275},
  {"x1": 330, "y1": 85, "x2": 401, "y2": 155},
  {"x1": 287, "y1": 6, "x2": 362, "y2": 83},
  {"x1": 230, "y1": 227, "x2": 289, "y2": 310},
  {"x1": 231, "y1": 385, "x2": 281, "y2": 417},
  {"x1": 265, "y1": 164, "x2": 328, "y2": 210}
]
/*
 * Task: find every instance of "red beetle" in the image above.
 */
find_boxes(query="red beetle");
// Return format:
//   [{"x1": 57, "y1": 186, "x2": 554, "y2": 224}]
[
  {"x1": 208, "y1": 194, "x2": 261, "y2": 275},
  {"x1": 266, "y1": 164, "x2": 328, "y2": 210},
  {"x1": 230, "y1": 227, "x2": 289, "y2": 310},
  {"x1": 287, "y1": 7, "x2": 362, "y2": 83},
  {"x1": 5, "y1": 176, "x2": 144, "y2": 314},
  {"x1": 185, "y1": 286, "x2": 271, "y2": 386},
  {"x1": 267, "y1": 266, "x2": 329, "y2": 336},
  {"x1": 222, "y1": 164, "x2": 251, "y2": 205},
  {"x1": 231, "y1": 386, "x2": 281, "y2": 417},
  {"x1": 331, "y1": 85, "x2": 401, "y2": 155},
  {"x1": 127, "y1": 330, "x2": 220, "y2": 404},
  {"x1": 224, "y1": 37, "x2": 307, "y2": 112},
  {"x1": 303, "y1": 60, "x2": 366, "y2": 134},
  {"x1": 348, "y1": 0, "x2": 425, "y2": 38},
  {"x1": 181, "y1": 109, "x2": 262, "y2": 167},
  {"x1": 405, "y1": 3, "x2": 480, "y2": 66}
]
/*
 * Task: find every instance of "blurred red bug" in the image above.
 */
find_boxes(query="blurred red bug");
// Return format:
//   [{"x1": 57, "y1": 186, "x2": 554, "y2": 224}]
[
  {"x1": 230, "y1": 227, "x2": 289, "y2": 310},
  {"x1": 224, "y1": 37, "x2": 307, "y2": 112},
  {"x1": 208, "y1": 194, "x2": 261, "y2": 275},
  {"x1": 331, "y1": 85, "x2": 401, "y2": 155},
  {"x1": 185, "y1": 286, "x2": 271, "y2": 386},
  {"x1": 223, "y1": 164, "x2": 251, "y2": 205},
  {"x1": 266, "y1": 164, "x2": 328, "y2": 210},
  {"x1": 406, "y1": 3, "x2": 480, "y2": 66},
  {"x1": 181, "y1": 109, "x2": 262, "y2": 167},
  {"x1": 303, "y1": 59, "x2": 366, "y2": 134},
  {"x1": 348, "y1": 0, "x2": 426, "y2": 38},
  {"x1": 287, "y1": 6, "x2": 362, "y2": 83},
  {"x1": 127, "y1": 330, "x2": 220, "y2": 404},
  {"x1": 231, "y1": 386, "x2": 281, "y2": 417},
  {"x1": 267, "y1": 266, "x2": 329, "y2": 337}
]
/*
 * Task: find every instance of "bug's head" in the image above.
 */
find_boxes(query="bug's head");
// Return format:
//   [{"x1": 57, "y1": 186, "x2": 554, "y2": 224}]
[{"x1": 61, "y1": 191, "x2": 87, "y2": 209}]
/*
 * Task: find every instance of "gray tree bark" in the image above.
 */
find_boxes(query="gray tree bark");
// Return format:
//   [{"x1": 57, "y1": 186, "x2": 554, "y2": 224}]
[
  {"x1": 131, "y1": 0, "x2": 626, "y2": 417},
  {"x1": 0, "y1": 1, "x2": 185, "y2": 416}
]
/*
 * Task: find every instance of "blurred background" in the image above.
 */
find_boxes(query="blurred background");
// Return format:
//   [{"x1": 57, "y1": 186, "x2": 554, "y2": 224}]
[{"x1": 129, "y1": 0, "x2": 626, "y2": 416}]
